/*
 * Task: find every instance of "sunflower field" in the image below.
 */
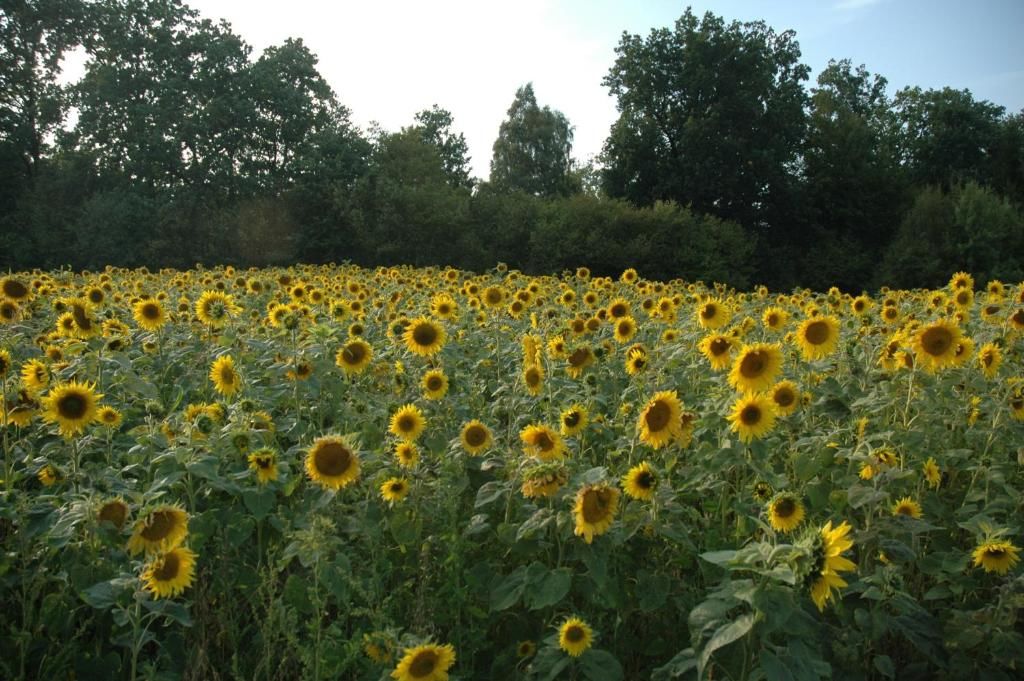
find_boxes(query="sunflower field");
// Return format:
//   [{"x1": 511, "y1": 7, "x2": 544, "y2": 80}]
[{"x1": 1, "y1": 265, "x2": 1023, "y2": 681}]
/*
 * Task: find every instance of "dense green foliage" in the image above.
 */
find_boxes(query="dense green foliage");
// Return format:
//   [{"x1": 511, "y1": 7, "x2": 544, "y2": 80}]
[{"x1": 1, "y1": 1, "x2": 1023, "y2": 289}]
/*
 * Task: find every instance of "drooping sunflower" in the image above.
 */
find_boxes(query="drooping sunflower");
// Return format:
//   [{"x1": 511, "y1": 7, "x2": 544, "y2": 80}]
[
  {"x1": 795, "y1": 316, "x2": 840, "y2": 361},
  {"x1": 913, "y1": 319, "x2": 961, "y2": 373},
  {"x1": 41, "y1": 380, "x2": 103, "y2": 437},
  {"x1": 522, "y1": 363, "x2": 544, "y2": 396},
  {"x1": 421, "y1": 368, "x2": 449, "y2": 400},
  {"x1": 0, "y1": 348, "x2": 11, "y2": 375},
  {"x1": 403, "y1": 317, "x2": 446, "y2": 357},
  {"x1": 565, "y1": 345, "x2": 594, "y2": 379},
  {"x1": 336, "y1": 338, "x2": 373, "y2": 375},
  {"x1": 459, "y1": 420, "x2": 493, "y2": 456},
  {"x1": 0, "y1": 299, "x2": 20, "y2": 324},
  {"x1": 141, "y1": 547, "x2": 197, "y2": 599},
  {"x1": 560, "y1": 405, "x2": 588, "y2": 437},
  {"x1": 922, "y1": 457, "x2": 942, "y2": 488},
  {"x1": 390, "y1": 404, "x2": 426, "y2": 442},
  {"x1": 390, "y1": 642, "x2": 456, "y2": 681},
  {"x1": 768, "y1": 493, "x2": 805, "y2": 533},
  {"x1": 558, "y1": 617, "x2": 594, "y2": 658},
  {"x1": 972, "y1": 539, "x2": 1021, "y2": 575},
  {"x1": 770, "y1": 380, "x2": 799, "y2": 416},
  {"x1": 520, "y1": 462, "x2": 568, "y2": 498},
  {"x1": 728, "y1": 393, "x2": 778, "y2": 444},
  {"x1": 248, "y1": 448, "x2": 279, "y2": 484},
  {"x1": 622, "y1": 462, "x2": 657, "y2": 501},
  {"x1": 699, "y1": 333, "x2": 734, "y2": 371},
  {"x1": 97, "y1": 498, "x2": 130, "y2": 529},
  {"x1": 637, "y1": 390, "x2": 683, "y2": 449},
  {"x1": 305, "y1": 435, "x2": 361, "y2": 490},
  {"x1": 728, "y1": 343, "x2": 783, "y2": 393},
  {"x1": 133, "y1": 299, "x2": 167, "y2": 331},
  {"x1": 573, "y1": 484, "x2": 620, "y2": 543},
  {"x1": 520, "y1": 423, "x2": 565, "y2": 460},
  {"x1": 195, "y1": 290, "x2": 240, "y2": 328},
  {"x1": 380, "y1": 477, "x2": 410, "y2": 503},
  {"x1": 128, "y1": 504, "x2": 189, "y2": 555},
  {"x1": 209, "y1": 355, "x2": 241, "y2": 397},
  {"x1": 808, "y1": 520, "x2": 856, "y2": 611},
  {"x1": 891, "y1": 497, "x2": 922, "y2": 519}
]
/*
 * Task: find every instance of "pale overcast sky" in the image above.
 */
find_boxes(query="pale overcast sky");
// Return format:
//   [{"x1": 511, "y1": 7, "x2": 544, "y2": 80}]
[{"x1": 70, "y1": 0, "x2": 1024, "y2": 180}]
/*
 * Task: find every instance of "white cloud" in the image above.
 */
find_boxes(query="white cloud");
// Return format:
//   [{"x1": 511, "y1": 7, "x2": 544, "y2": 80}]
[{"x1": 188, "y1": 0, "x2": 620, "y2": 179}]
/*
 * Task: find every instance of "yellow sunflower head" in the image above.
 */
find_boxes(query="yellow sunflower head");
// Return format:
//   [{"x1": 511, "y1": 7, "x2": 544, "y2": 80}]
[
  {"x1": 305, "y1": 435, "x2": 360, "y2": 491},
  {"x1": 142, "y1": 547, "x2": 197, "y2": 599},
  {"x1": 519, "y1": 423, "x2": 565, "y2": 460},
  {"x1": 558, "y1": 617, "x2": 594, "y2": 657},
  {"x1": 795, "y1": 316, "x2": 841, "y2": 361},
  {"x1": 459, "y1": 419, "x2": 493, "y2": 456},
  {"x1": 622, "y1": 462, "x2": 657, "y2": 501},
  {"x1": 637, "y1": 390, "x2": 683, "y2": 449},
  {"x1": 729, "y1": 343, "x2": 783, "y2": 393},
  {"x1": 728, "y1": 392, "x2": 777, "y2": 444},
  {"x1": 209, "y1": 354, "x2": 241, "y2": 397},
  {"x1": 913, "y1": 319, "x2": 961, "y2": 373},
  {"x1": 42, "y1": 380, "x2": 103, "y2": 437},
  {"x1": 403, "y1": 317, "x2": 446, "y2": 357},
  {"x1": 421, "y1": 368, "x2": 449, "y2": 400},
  {"x1": 390, "y1": 642, "x2": 456, "y2": 681},
  {"x1": 127, "y1": 504, "x2": 189, "y2": 555},
  {"x1": 767, "y1": 492, "x2": 805, "y2": 533},
  {"x1": 573, "y1": 483, "x2": 619, "y2": 543},
  {"x1": 389, "y1": 404, "x2": 426, "y2": 442},
  {"x1": 380, "y1": 477, "x2": 411, "y2": 504},
  {"x1": 336, "y1": 338, "x2": 373, "y2": 375}
]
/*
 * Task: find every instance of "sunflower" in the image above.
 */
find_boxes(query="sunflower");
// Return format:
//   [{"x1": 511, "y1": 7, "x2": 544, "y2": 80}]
[
  {"x1": 609, "y1": 315, "x2": 637, "y2": 344},
  {"x1": 520, "y1": 423, "x2": 565, "y2": 460},
  {"x1": 573, "y1": 484, "x2": 619, "y2": 543},
  {"x1": 949, "y1": 271, "x2": 974, "y2": 291},
  {"x1": 762, "y1": 306, "x2": 789, "y2": 331},
  {"x1": 0, "y1": 300, "x2": 20, "y2": 324},
  {"x1": 459, "y1": 420, "x2": 493, "y2": 456},
  {"x1": 565, "y1": 345, "x2": 594, "y2": 379},
  {"x1": 922, "y1": 457, "x2": 942, "y2": 488},
  {"x1": 768, "y1": 493, "x2": 805, "y2": 533},
  {"x1": 728, "y1": 343, "x2": 783, "y2": 393},
  {"x1": 1011, "y1": 389, "x2": 1024, "y2": 421},
  {"x1": 972, "y1": 539, "x2": 1021, "y2": 575},
  {"x1": 795, "y1": 316, "x2": 840, "y2": 361},
  {"x1": 558, "y1": 617, "x2": 594, "y2": 658},
  {"x1": 141, "y1": 547, "x2": 197, "y2": 599},
  {"x1": 41, "y1": 380, "x2": 103, "y2": 437},
  {"x1": 0, "y1": 348, "x2": 11, "y2": 375},
  {"x1": 891, "y1": 496, "x2": 922, "y2": 519},
  {"x1": 65, "y1": 298, "x2": 98, "y2": 338},
  {"x1": 516, "y1": 640, "x2": 536, "y2": 659},
  {"x1": 482, "y1": 286, "x2": 506, "y2": 308},
  {"x1": 336, "y1": 338, "x2": 373, "y2": 375},
  {"x1": 728, "y1": 393, "x2": 777, "y2": 444},
  {"x1": 977, "y1": 342, "x2": 1002, "y2": 379},
  {"x1": 195, "y1": 290, "x2": 240, "y2": 328},
  {"x1": 697, "y1": 298, "x2": 730, "y2": 329},
  {"x1": 128, "y1": 504, "x2": 189, "y2": 555},
  {"x1": 390, "y1": 404, "x2": 426, "y2": 442},
  {"x1": 624, "y1": 347, "x2": 648, "y2": 375},
  {"x1": 37, "y1": 464, "x2": 59, "y2": 486},
  {"x1": 699, "y1": 333, "x2": 734, "y2": 371},
  {"x1": 97, "y1": 498, "x2": 129, "y2": 528},
  {"x1": 520, "y1": 462, "x2": 568, "y2": 498},
  {"x1": 305, "y1": 436, "x2": 361, "y2": 490},
  {"x1": 248, "y1": 449, "x2": 279, "y2": 484},
  {"x1": 421, "y1": 368, "x2": 449, "y2": 400},
  {"x1": 913, "y1": 319, "x2": 961, "y2": 372},
  {"x1": 0, "y1": 276, "x2": 31, "y2": 302},
  {"x1": 133, "y1": 299, "x2": 167, "y2": 331},
  {"x1": 637, "y1": 390, "x2": 683, "y2": 449},
  {"x1": 622, "y1": 462, "x2": 657, "y2": 501},
  {"x1": 391, "y1": 643, "x2": 456, "y2": 681},
  {"x1": 209, "y1": 355, "x2": 241, "y2": 397},
  {"x1": 808, "y1": 520, "x2": 856, "y2": 611},
  {"x1": 20, "y1": 359, "x2": 49, "y2": 395},
  {"x1": 395, "y1": 442, "x2": 419, "y2": 468},
  {"x1": 769, "y1": 380, "x2": 799, "y2": 417},
  {"x1": 560, "y1": 405, "x2": 588, "y2": 437},
  {"x1": 403, "y1": 317, "x2": 446, "y2": 357},
  {"x1": 96, "y1": 405, "x2": 122, "y2": 428},
  {"x1": 380, "y1": 477, "x2": 410, "y2": 503},
  {"x1": 607, "y1": 297, "x2": 630, "y2": 319}
]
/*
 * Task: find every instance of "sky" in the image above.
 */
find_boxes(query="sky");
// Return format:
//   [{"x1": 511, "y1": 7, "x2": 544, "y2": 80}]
[{"x1": 67, "y1": 0, "x2": 1024, "y2": 180}]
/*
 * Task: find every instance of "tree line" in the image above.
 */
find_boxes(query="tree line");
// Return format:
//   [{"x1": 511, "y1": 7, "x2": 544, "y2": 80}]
[{"x1": 2, "y1": 1, "x2": 1022, "y2": 290}]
